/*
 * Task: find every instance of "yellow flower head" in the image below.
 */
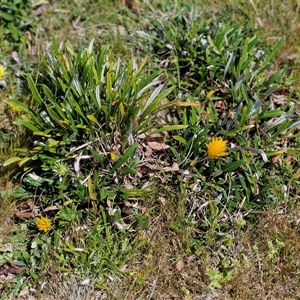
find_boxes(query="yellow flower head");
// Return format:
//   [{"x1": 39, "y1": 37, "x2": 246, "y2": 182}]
[
  {"x1": 36, "y1": 216, "x2": 51, "y2": 232},
  {"x1": 0, "y1": 65, "x2": 6, "y2": 80},
  {"x1": 206, "y1": 137, "x2": 228, "y2": 159},
  {"x1": 8, "y1": 102, "x2": 21, "y2": 112}
]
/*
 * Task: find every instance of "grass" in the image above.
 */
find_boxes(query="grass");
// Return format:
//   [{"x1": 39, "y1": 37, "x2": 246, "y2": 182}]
[{"x1": 1, "y1": 0, "x2": 300, "y2": 299}]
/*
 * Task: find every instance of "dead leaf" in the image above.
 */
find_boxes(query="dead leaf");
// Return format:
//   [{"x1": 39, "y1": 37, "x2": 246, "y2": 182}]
[
  {"x1": 72, "y1": 16, "x2": 81, "y2": 29},
  {"x1": 146, "y1": 134, "x2": 169, "y2": 151},
  {"x1": 176, "y1": 260, "x2": 184, "y2": 272},
  {"x1": 162, "y1": 101, "x2": 200, "y2": 108},
  {"x1": 271, "y1": 155, "x2": 281, "y2": 164},
  {"x1": 26, "y1": 31, "x2": 34, "y2": 42},
  {"x1": 163, "y1": 162, "x2": 179, "y2": 172},
  {"x1": 147, "y1": 141, "x2": 169, "y2": 150},
  {"x1": 125, "y1": 0, "x2": 139, "y2": 16},
  {"x1": 144, "y1": 145, "x2": 153, "y2": 157},
  {"x1": 0, "y1": 263, "x2": 25, "y2": 276},
  {"x1": 0, "y1": 273, "x2": 13, "y2": 280},
  {"x1": 118, "y1": 26, "x2": 126, "y2": 35},
  {"x1": 91, "y1": 200, "x2": 101, "y2": 218},
  {"x1": 136, "y1": 162, "x2": 158, "y2": 175},
  {"x1": 16, "y1": 211, "x2": 35, "y2": 219},
  {"x1": 255, "y1": 16, "x2": 265, "y2": 27},
  {"x1": 272, "y1": 94, "x2": 287, "y2": 106},
  {"x1": 44, "y1": 205, "x2": 59, "y2": 212},
  {"x1": 136, "y1": 161, "x2": 180, "y2": 177},
  {"x1": 16, "y1": 199, "x2": 38, "y2": 219},
  {"x1": 215, "y1": 100, "x2": 228, "y2": 115},
  {"x1": 32, "y1": 5, "x2": 46, "y2": 17},
  {"x1": 11, "y1": 51, "x2": 20, "y2": 64},
  {"x1": 19, "y1": 288, "x2": 30, "y2": 297},
  {"x1": 159, "y1": 197, "x2": 166, "y2": 206},
  {"x1": 0, "y1": 243, "x2": 12, "y2": 253}
]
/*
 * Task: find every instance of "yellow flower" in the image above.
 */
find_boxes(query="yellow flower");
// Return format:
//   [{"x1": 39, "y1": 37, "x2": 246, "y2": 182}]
[
  {"x1": 8, "y1": 102, "x2": 21, "y2": 112},
  {"x1": 109, "y1": 151, "x2": 119, "y2": 161},
  {"x1": 36, "y1": 216, "x2": 51, "y2": 232},
  {"x1": 0, "y1": 65, "x2": 6, "y2": 80},
  {"x1": 206, "y1": 137, "x2": 228, "y2": 159}
]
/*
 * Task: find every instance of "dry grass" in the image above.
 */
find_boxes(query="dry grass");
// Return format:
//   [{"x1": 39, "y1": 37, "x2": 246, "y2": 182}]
[{"x1": 101, "y1": 203, "x2": 300, "y2": 300}]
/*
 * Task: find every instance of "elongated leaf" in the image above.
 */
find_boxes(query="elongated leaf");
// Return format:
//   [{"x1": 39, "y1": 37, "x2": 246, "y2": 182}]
[
  {"x1": 149, "y1": 125, "x2": 188, "y2": 134},
  {"x1": 139, "y1": 85, "x2": 175, "y2": 120},
  {"x1": 173, "y1": 135, "x2": 187, "y2": 144},
  {"x1": 33, "y1": 131, "x2": 51, "y2": 138},
  {"x1": 3, "y1": 157, "x2": 22, "y2": 167},
  {"x1": 237, "y1": 37, "x2": 249, "y2": 75},
  {"x1": 6, "y1": 100, "x2": 30, "y2": 113},
  {"x1": 160, "y1": 101, "x2": 200, "y2": 110},
  {"x1": 27, "y1": 75, "x2": 43, "y2": 105},
  {"x1": 223, "y1": 160, "x2": 244, "y2": 173},
  {"x1": 47, "y1": 107, "x2": 62, "y2": 124},
  {"x1": 265, "y1": 113, "x2": 295, "y2": 130},
  {"x1": 108, "y1": 143, "x2": 137, "y2": 175},
  {"x1": 87, "y1": 115, "x2": 100, "y2": 126},
  {"x1": 260, "y1": 109, "x2": 284, "y2": 119},
  {"x1": 286, "y1": 120, "x2": 300, "y2": 131},
  {"x1": 87, "y1": 38, "x2": 95, "y2": 54},
  {"x1": 138, "y1": 84, "x2": 164, "y2": 117},
  {"x1": 43, "y1": 84, "x2": 56, "y2": 103},
  {"x1": 14, "y1": 118, "x2": 40, "y2": 132},
  {"x1": 19, "y1": 157, "x2": 32, "y2": 167},
  {"x1": 259, "y1": 38, "x2": 284, "y2": 74},
  {"x1": 0, "y1": 11, "x2": 14, "y2": 21},
  {"x1": 136, "y1": 55, "x2": 148, "y2": 75}
]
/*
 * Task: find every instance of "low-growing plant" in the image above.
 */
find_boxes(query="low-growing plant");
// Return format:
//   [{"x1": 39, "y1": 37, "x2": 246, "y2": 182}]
[
  {"x1": 0, "y1": 0, "x2": 35, "y2": 44},
  {"x1": 4, "y1": 39, "x2": 192, "y2": 214},
  {"x1": 137, "y1": 5, "x2": 285, "y2": 96},
  {"x1": 133, "y1": 5, "x2": 300, "y2": 238}
]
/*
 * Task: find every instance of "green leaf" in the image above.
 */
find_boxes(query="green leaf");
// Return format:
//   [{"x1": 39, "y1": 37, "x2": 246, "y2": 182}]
[
  {"x1": 222, "y1": 160, "x2": 244, "y2": 173},
  {"x1": 107, "y1": 143, "x2": 137, "y2": 176},
  {"x1": 149, "y1": 125, "x2": 188, "y2": 134},
  {"x1": 139, "y1": 85, "x2": 174, "y2": 120},
  {"x1": 27, "y1": 75, "x2": 43, "y2": 105},
  {"x1": 259, "y1": 109, "x2": 284, "y2": 119},
  {"x1": 134, "y1": 213, "x2": 150, "y2": 230},
  {"x1": 0, "y1": 11, "x2": 14, "y2": 21},
  {"x1": 87, "y1": 114, "x2": 100, "y2": 126},
  {"x1": 6, "y1": 100, "x2": 30, "y2": 113},
  {"x1": 173, "y1": 135, "x2": 187, "y2": 144},
  {"x1": 14, "y1": 118, "x2": 40, "y2": 132},
  {"x1": 3, "y1": 157, "x2": 22, "y2": 166},
  {"x1": 259, "y1": 38, "x2": 284, "y2": 74},
  {"x1": 18, "y1": 157, "x2": 32, "y2": 167}
]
